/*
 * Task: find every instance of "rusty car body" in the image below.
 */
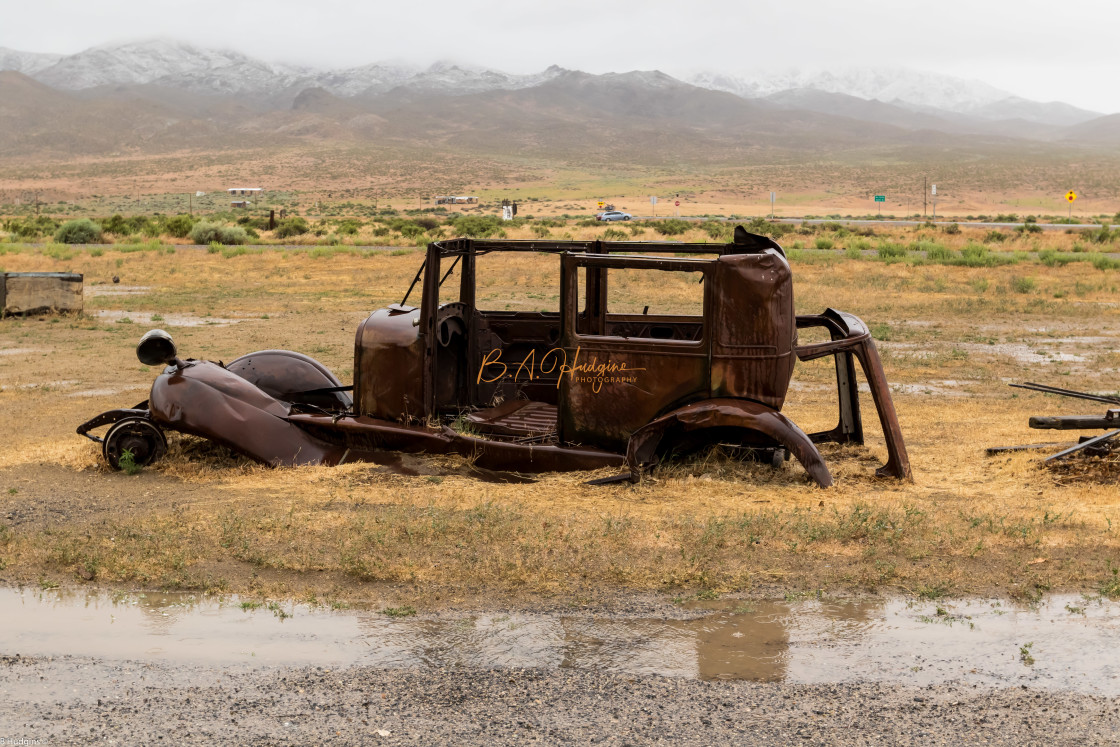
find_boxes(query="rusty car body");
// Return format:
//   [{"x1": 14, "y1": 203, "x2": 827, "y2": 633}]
[{"x1": 78, "y1": 228, "x2": 911, "y2": 486}]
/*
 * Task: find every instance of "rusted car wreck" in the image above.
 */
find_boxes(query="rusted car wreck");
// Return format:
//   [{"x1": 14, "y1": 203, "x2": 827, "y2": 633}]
[{"x1": 78, "y1": 228, "x2": 910, "y2": 486}]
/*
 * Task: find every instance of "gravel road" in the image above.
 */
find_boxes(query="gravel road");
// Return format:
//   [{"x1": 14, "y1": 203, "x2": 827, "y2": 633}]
[{"x1": 2, "y1": 654, "x2": 1118, "y2": 745}]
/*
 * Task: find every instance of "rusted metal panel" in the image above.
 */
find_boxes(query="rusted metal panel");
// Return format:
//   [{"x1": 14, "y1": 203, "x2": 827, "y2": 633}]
[
  {"x1": 148, "y1": 360, "x2": 346, "y2": 467},
  {"x1": 625, "y1": 398, "x2": 833, "y2": 488},
  {"x1": 354, "y1": 306, "x2": 424, "y2": 421},
  {"x1": 466, "y1": 400, "x2": 557, "y2": 438},
  {"x1": 709, "y1": 251, "x2": 796, "y2": 410}
]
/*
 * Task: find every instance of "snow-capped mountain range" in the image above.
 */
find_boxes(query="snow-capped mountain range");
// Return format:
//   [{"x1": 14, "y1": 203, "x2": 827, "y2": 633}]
[
  {"x1": 0, "y1": 38, "x2": 1104, "y2": 127},
  {"x1": 687, "y1": 68, "x2": 1009, "y2": 114}
]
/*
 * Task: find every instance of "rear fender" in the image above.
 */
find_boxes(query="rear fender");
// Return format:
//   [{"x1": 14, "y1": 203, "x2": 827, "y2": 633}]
[
  {"x1": 226, "y1": 349, "x2": 352, "y2": 411},
  {"x1": 625, "y1": 398, "x2": 832, "y2": 487}
]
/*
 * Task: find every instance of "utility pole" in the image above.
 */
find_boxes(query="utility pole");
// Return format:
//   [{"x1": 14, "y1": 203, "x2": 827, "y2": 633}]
[{"x1": 923, "y1": 177, "x2": 927, "y2": 218}]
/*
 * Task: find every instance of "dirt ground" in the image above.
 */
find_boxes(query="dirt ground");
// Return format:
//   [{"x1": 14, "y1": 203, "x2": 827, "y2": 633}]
[
  {"x1": 3, "y1": 232, "x2": 1120, "y2": 743},
  {"x1": 3, "y1": 656, "x2": 1119, "y2": 744},
  {"x1": 1, "y1": 232, "x2": 1118, "y2": 608}
]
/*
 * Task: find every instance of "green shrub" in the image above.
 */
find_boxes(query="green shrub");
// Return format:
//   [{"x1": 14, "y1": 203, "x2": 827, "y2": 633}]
[
  {"x1": 742, "y1": 217, "x2": 793, "y2": 239},
  {"x1": 923, "y1": 243, "x2": 956, "y2": 262},
  {"x1": 446, "y1": 215, "x2": 503, "y2": 238},
  {"x1": 274, "y1": 217, "x2": 310, "y2": 239},
  {"x1": 101, "y1": 214, "x2": 132, "y2": 236},
  {"x1": 700, "y1": 221, "x2": 731, "y2": 241},
  {"x1": 190, "y1": 222, "x2": 247, "y2": 245},
  {"x1": 1038, "y1": 249, "x2": 1088, "y2": 267},
  {"x1": 4, "y1": 216, "x2": 59, "y2": 240},
  {"x1": 653, "y1": 219, "x2": 691, "y2": 236},
  {"x1": 162, "y1": 214, "x2": 194, "y2": 239},
  {"x1": 42, "y1": 243, "x2": 75, "y2": 259},
  {"x1": 1087, "y1": 224, "x2": 1117, "y2": 244},
  {"x1": 1092, "y1": 254, "x2": 1120, "y2": 271},
  {"x1": 814, "y1": 237, "x2": 834, "y2": 250},
  {"x1": 53, "y1": 219, "x2": 103, "y2": 244},
  {"x1": 957, "y1": 242, "x2": 1017, "y2": 267},
  {"x1": 877, "y1": 241, "x2": 907, "y2": 259},
  {"x1": 395, "y1": 222, "x2": 426, "y2": 239},
  {"x1": 942, "y1": 222, "x2": 961, "y2": 235},
  {"x1": 602, "y1": 228, "x2": 628, "y2": 241}
]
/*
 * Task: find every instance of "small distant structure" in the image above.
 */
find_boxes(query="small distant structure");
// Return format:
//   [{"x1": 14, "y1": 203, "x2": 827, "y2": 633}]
[
  {"x1": 434, "y1": 195, "x2": 478, "y2": 205},
  {"x1": 227, "y1": 187, "x2": 261, "y2": 209}
]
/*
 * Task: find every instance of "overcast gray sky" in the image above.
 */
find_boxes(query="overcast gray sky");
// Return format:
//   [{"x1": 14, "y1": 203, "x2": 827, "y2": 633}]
[{"x1": 3, "y1": 0, "x2": 1117, "y2": 112}]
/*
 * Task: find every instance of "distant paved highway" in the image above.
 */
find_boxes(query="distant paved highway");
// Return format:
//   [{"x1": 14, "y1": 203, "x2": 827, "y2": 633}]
[{"x1": 627, "y1": 216, "x2": 1105, "y2": 231}]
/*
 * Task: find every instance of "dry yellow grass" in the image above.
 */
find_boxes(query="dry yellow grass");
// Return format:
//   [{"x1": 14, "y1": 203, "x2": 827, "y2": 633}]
[{"x1": 1, "y1": 228, "x2": 1119, "y2": 605}]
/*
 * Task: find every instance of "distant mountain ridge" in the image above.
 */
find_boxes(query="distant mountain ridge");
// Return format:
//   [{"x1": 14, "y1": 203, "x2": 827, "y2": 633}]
[
  {"x1": 2, "y1": 38, "x2": 1105, "y2": 127},
  {"x1": 1, "y1": 38, "x2": 1118, "y2": 162}
]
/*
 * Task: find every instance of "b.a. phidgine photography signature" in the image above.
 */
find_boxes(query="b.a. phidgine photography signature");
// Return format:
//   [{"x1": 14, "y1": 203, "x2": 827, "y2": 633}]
[{"x1": 477, "y1": 346, "x2": 644, "y2": 393}]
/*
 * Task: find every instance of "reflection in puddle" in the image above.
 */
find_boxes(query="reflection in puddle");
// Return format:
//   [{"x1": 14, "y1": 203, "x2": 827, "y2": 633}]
[{"x1": 2, "y1": 589, "x2": 1117, "y2": 694}]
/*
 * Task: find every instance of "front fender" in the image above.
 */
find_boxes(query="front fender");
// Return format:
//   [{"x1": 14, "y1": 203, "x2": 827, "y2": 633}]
[
  {"x1": 149, "y1": 360, "x2": 345, "y2": 467},
  {"x1": 625, "y1": 398, "x2": 832, "y2": 487}
]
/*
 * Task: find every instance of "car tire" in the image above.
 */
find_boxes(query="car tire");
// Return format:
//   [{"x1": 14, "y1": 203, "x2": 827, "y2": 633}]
[{"x1": 623, "y1": 216, "x2": 630, "y2": 221}]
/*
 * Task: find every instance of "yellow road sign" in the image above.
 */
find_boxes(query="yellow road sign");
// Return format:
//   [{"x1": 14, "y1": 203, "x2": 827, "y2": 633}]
[
  {"x1": 1066, "y1": 191, "x2": 1077, "y2": 202},
  {"x1": 597, "y1": 201, "x2": 604, "y2": 208}
]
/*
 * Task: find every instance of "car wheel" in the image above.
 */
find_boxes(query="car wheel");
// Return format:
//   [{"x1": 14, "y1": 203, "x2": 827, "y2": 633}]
[
  {"x1": 623, "y1": 216, "x2": 630, "y2": 221},
  {"x1": 103, "y1": 417, "x2": 167, "y2": 471}
]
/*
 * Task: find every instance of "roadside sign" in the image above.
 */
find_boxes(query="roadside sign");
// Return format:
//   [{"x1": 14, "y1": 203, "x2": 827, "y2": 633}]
[
  {"x1": 674, "y1": 200, "x2": 680, "y2": 207},
  {"x1": 874, "y1": 195, "x2": 886, "y2": 202},
  {"x1": 1066, "y1": 191, "x2": 1077, "y2": 202},
  {"x1": 650, "y1": 196, "x2": 657, "y2": 205},
  {"x1": 931, "y1": 184, "x2": 937, "y2": 196},
  {"x1": 597, "y1": 201, "x2": 604, "y2": 208}
]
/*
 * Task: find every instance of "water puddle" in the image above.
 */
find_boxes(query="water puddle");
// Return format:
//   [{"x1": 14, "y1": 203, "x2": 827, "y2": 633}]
[
  {"x1": 892, "y1": 380, "x2": 968, "y2": 397},
  {"x1": 85, "y1": 285, "x2": 151, "y2": 297},
  {"x1": 92, "y1": 310, "x2": 246, "y2": 327},
  {"x1": 67, "y1": 385, "x2": 146, "y2": 398},
  {"x1": 0, "y1": 348, "x2": 47, "y2": 356},
  {"x1": 2, "y1": 590, "x2": 1117, "y2": 694}
]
